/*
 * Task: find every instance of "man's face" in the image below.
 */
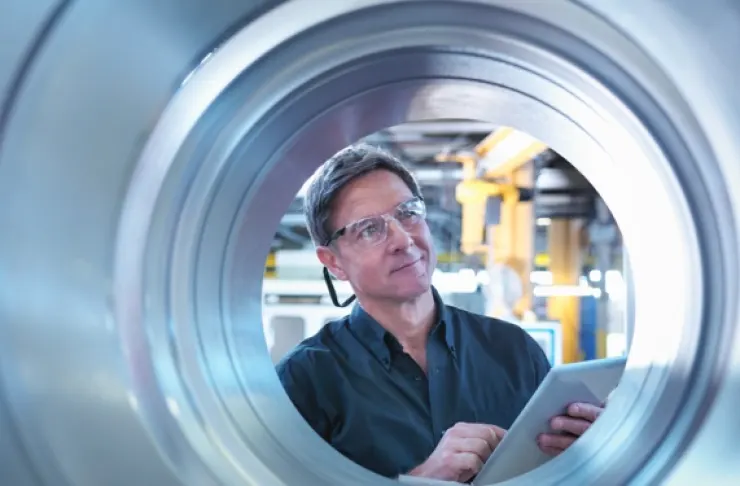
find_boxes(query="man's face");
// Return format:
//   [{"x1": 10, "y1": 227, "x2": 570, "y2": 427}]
[{"x1": 317, "y1": 170, "x2": 436, "y2": 302}]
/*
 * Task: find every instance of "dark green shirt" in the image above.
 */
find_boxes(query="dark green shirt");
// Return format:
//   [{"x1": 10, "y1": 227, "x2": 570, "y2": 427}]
[{"x1": 276, "y1": 288, "x2": 551, "y2": 478}]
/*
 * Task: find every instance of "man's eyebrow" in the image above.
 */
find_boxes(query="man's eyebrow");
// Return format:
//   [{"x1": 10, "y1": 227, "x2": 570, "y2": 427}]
[{"x1": 347, "y1": 198, "x2": 414, "y2": 223}]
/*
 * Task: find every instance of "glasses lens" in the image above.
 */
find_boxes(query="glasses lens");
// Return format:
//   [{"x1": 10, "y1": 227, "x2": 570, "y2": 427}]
[
  {"x1": 347, "y1": 217, "x2": 386, "y2": 246},
  {"x1": 395, "y1": 198, "x2": 426, "y2": 228},
  {"x1": 342, "y1": 199, "x2": 425, "y2": 248}
]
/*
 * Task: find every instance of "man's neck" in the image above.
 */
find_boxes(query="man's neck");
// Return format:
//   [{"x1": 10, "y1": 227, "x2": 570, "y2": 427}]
[{"x1": 358, "y1": 289, "x2": 436, "y2": 352}]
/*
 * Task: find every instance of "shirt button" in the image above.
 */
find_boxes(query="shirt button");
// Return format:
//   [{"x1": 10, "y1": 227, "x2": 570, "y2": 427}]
[{"x1": 414, "y1": 376, "x2": 421, "y2": 381}]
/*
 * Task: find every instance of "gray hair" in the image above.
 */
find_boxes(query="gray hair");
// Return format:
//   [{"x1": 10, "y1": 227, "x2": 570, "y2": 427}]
[{"x1": 304, "y1": 144, "x2": 423, "y2": 246}]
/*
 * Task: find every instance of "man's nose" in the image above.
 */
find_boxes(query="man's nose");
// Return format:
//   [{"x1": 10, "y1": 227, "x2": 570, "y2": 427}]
[{"x1": 386, "y1": 218, "x2": 413, "y2": 251}]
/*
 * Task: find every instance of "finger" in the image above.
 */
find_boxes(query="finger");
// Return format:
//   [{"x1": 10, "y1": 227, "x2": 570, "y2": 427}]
[
  {"x1": 453, "y1": 437, "x2": 494, "y2": 462},
  {"x1": 539, "y1": 445, "x2": 565, "y2": 457},
  {"x1": 490, "y1": 424, "x2": 508, "y2": 441},
  {"x1": 567, "y1": 402, "x2": 604, "y2": 422},
  {"x1": 551, "y1": 416, "x2": 592, "y2": 436},
  {"x1": 449, "y1": 423, "x2": 502, "y2": 450},
  {"x1": 538, "y1": 432, "x2": 577, "y2": 452},
  {"x1": 454, "y1": 452, "x2": 484, "y2": 483}
]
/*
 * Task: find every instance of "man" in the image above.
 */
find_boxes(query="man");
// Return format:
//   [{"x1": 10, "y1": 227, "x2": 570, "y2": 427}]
[{"x1": 276, "y1": 145, "x2": 603, "y2": 483}]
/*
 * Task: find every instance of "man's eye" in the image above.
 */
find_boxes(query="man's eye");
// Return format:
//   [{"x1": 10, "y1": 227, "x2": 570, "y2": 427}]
[
  {"x1": 358, "y1": 222, "x2": 381, "y2": 239},
  {"x1": 398, "y1": 206, "x2": 422, "y2": 221},
  {"x1": 397, "y1": 209, "x2": 415, "y2": 220}
]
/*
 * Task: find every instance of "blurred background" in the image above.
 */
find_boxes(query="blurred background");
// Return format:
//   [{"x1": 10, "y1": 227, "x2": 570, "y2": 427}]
[{"x1": 262, "y1": 120, "x2": 629, "y2": 367}]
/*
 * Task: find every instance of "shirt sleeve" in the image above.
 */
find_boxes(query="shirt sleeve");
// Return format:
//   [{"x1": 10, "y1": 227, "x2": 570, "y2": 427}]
[{"x1": 275, "y1": 353, "x2": 332, "y2": 441}]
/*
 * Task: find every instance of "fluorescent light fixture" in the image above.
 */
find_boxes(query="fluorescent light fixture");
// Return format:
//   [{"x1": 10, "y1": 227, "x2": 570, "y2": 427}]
[
  {"x1": 530, "y1": 270, "x2": 553, "y2": 285},
  {"x1": 476, "y1": 270, "x2": 491, "y2": 286},
  {"x1": 533, "y1": 285, "x2": 601, "y2": 298}
]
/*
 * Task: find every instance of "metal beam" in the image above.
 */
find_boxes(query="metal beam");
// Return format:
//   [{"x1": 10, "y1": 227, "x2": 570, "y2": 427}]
[
  {"x1": 455, "y1": 179, "x2": 504, "y2": 254},
  {"x1": 546, "y1": 219, "x2": 583, "y2": 363},
  {"x1": 474, "y1": 127, "x2": 514, "y2": 157},
  {"x1": 483, "y1": 140, "x2": 547, "y2": 178},
  {"x1": 275, "y1": 225, "x2": 309, "y2": 245},
  {"x1": 506, "y1": 164, "x2": 535, "y2": 316}
]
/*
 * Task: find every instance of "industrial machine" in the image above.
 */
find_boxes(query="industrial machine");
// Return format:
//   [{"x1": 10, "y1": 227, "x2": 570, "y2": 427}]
[{"x1": 1, "y1": 2, "x2": 739, "y2": 486}]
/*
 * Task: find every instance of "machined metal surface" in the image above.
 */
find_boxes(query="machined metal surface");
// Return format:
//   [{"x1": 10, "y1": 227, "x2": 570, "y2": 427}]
[{"x1": 1, "y1": 1, "x2": 738, "y2": 485}]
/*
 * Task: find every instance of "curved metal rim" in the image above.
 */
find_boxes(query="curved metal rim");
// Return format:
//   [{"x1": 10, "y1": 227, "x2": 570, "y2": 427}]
[
  {"x1": 0, "y1": 1, "x2": 735, "y2": 485},
  {"x1": 106, "y1": 2, "x2": 738, "y2": 486}
]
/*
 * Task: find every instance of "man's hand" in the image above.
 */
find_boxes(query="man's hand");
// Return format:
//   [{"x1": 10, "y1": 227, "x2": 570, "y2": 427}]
[
  {"x1": 538, "y1": 402, "x2": 604, "y2": 456},
  {"x1": 408, "y1": 422, "x2": 506, "y2": 483}
]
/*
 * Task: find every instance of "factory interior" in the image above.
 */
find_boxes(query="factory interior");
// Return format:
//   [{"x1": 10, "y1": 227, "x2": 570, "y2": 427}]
[
  {"x1": 2, "y1": 2, "x2": 739, "y2": 486},
  {"x1": 263, "y1": 122, "x2": 629, "y2": 369}
]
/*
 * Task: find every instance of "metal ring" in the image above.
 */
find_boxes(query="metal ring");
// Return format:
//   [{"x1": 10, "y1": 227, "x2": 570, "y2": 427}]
[{"x1": 1, "y1": 1, "x2": 738, "y2": 485}]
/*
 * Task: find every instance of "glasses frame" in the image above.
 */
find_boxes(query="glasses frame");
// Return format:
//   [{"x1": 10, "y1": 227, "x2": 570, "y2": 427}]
[{"x1": 323, "y1": 196, "x2": 427, "y2": 248}]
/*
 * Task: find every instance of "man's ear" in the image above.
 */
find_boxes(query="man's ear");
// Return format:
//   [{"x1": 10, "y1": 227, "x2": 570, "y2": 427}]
[{"x1": 316, "y1": 246, "x2": 348, "y2": 281}]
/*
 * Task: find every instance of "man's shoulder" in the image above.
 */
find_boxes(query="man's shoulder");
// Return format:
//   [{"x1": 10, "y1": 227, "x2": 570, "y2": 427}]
[
  {"x1": 275, "y1": 317, "x2": 348, "y2": 375},
  {"x1": 445, "y1": 304, "x2": 530, "y2": 339},
  {"x1": 445, "y1": 304, "x2": 551, "y2": 382}
]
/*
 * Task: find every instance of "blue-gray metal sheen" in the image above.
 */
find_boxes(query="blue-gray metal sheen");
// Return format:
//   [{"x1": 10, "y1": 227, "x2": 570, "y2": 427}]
[{"x1": 0, "y1": 1, "x2": 738, "y2": 485}]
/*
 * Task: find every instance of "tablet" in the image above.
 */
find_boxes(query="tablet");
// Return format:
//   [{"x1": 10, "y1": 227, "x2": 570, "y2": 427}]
[{"x1": 473, "y1": 356, "x2": 627, "y2": 485}]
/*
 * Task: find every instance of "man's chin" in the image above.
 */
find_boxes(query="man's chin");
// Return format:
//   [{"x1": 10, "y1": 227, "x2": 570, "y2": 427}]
[{"x1": 390, "y1": 280, "x2": 431, "y2": 301}]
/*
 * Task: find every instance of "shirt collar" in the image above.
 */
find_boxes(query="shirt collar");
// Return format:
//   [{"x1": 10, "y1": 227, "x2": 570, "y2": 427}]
[{"x1": 348, "y1": 286, "x2": 457, "y2": 370}]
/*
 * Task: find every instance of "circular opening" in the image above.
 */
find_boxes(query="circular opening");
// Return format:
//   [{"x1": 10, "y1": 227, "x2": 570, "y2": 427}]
[
  {"x1": 113, "y1": 2, "x2": 733, "y2": 485},
  {"x1": 263, "y1": 121, "x2": 631, "y2": 484}
]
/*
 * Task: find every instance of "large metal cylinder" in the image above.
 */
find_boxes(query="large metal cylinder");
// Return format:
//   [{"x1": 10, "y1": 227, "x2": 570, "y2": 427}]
[{"x1": 1, "y1": 1, "x2": 739, "y2": 485}]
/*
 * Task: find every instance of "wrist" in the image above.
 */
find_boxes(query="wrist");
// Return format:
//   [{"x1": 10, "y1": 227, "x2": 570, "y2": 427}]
[{"x1": 407, "y1": 461, "x2": 430, "y2": 477}]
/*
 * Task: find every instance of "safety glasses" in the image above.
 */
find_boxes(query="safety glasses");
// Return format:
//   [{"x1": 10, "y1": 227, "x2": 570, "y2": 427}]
[{"x1": 323, "y1": 197, "x2": 426, "y2": 307}]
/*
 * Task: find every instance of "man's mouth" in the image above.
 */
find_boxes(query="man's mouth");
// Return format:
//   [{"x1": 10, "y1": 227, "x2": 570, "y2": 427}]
[{"x1": 392, "y1": 257, "x2": 422, "y2": 273}]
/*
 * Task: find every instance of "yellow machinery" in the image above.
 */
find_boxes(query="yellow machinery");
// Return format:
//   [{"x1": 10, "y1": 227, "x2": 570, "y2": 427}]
[
  {"x1": 547, "y1": 219, "x2": 584, "y2": 363},
  {"x1": 264, "y1": 251, "x2": 277, "y2": 279},
  {"x1": 435, "y1": 127, "x2": 542, "y2": 313},
  {"x1": 438, "y1": 128, "x2": 583, "y2": 363}
]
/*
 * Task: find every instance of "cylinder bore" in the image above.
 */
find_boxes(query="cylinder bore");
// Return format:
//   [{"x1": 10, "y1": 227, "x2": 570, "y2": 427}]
[{"x1": 1, "y1": 1, "x2": 739, "y2": 486}]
